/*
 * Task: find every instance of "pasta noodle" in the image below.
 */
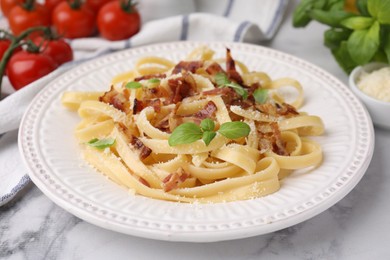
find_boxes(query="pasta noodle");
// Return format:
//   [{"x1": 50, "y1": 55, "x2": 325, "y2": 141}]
[{"x1": 61, "y1": 46, "x2": 325, "y2": 203}]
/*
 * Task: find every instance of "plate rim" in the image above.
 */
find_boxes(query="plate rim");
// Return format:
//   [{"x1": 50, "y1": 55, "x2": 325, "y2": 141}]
[{"x1": 18, "y1": 41, "x2": 375, "y2": 242}]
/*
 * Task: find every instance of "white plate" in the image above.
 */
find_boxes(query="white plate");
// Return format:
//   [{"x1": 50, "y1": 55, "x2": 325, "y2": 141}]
[{"x1": 18, "y1": 42, "x2": 374, "y2": 242}]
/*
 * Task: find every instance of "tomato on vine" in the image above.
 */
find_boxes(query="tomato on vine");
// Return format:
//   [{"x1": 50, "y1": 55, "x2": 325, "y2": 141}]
[
  {"x1": 8, "y1": 0, "x2": 51, "y2": 37},
  {"x1": 97, "y1": 0, "x2": 140, "y2": 41},
  {"x1": 44, "y1": 0, "x2": 64, "y2": 13},
  {"x1": 52, "y1": 0, "x2": 96, "y2": 39},
  {"x1": 0, "y1": 0, "x2": 22, "y2": 17},
  {"x1": 86, "y1": 0, "x2": 113, "y2": 12},
  {"x1": 7, "y1": 48, "x2": 57, "y2": 90},
  {"x1": 33, "y1": 35, "x2": 73, "y2": 66}
]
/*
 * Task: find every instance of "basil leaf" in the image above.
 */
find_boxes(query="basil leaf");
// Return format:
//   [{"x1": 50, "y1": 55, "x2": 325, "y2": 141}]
[
  {"x1": 331, "y1": 41, "x2": 358, "y2": 74},
  {"x1": 383, "y1": 26, "x2": 390, "y2": 63},
  {"x1": 202, "y1": 131, "x2": 217, "y2": 146},
  {"x1": 200, "y1": 118, "x2": 215, "y2": 132},
  {"x1": 341, "y1": 16, "x2": 374, "y2": 30},
  {"x1": 347, "y1": 21, "x2": 380, "y2": 65},
  {"x1": 168, "y1": 123, "x2": 203, "y2": 146},
  {"x1": 218, "y1": 121, "x2": 250, "y2": 139},
  {"x1": 292, "y1": 0, "x2": 314, "y2": 27},
  {"x1": 214, "y1": 72, "x2": 229, "y2": 86},
  {"x1": 356, "y1": 0, "x2": 369, "y2": 16},
  {"x1": 253, "y1": 88, "x2": 268, "y2": 104},
  {"x1": 324, "y1": 28, "x2": 351, "y2": 49},
  {"x1": 368, "y1": 0, "x2": 390, "y2": 24},
  {"x1": 87, "y1": 138, "x2": 116, "y2": 150},
  {"x1": 125, "y1": 81, "x2": 142, "y2": 89},
  {"x1": 148, "y1": 78, "x2": 160, "y2": 84},
  {"x1": 309, "y1": 10, "x2": 355, "y2": 27},
  {"x1": 328, "y1": 0, "x2": 344, "y2": 11}
]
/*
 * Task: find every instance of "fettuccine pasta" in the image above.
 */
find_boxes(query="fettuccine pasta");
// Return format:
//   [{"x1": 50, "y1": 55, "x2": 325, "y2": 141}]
[{"x1": 62, "y1": 46, "x2": 324, "y2": 203}]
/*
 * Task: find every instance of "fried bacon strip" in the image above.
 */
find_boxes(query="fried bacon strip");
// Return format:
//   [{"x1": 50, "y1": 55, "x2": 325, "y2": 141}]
[
  {"x1": 172, "y1": 61, "x2": 203, "y2": 74},
  {"x1": 167, "y1": 73, "x2": 197, "y2": 104},
  {"x1": 118, "y1": 123, "x2": 152, "y2": 160},
  {"x1": 99, "y1": 86, "x2": 131, "y2": 113},
  {"x1": 134, "y1": 73, "x2": 166, "y2": 81},
  {"x1": 193, "y1": 101, "x2": 217, "y2": 119},
  {"x1": 226, "y1": 48, "x2": 243, "y2": 84},
  {"x1": 258, "y1": 122, "x2": 288, "y2": 156},
  {"x1": 162, "y1": 168, "x2": 190, "y2": 192}
]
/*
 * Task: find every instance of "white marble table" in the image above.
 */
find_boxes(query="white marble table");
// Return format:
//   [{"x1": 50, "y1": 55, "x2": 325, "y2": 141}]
[{"x1": 2, "y1": 2, "x2": 390, "y2": 259}]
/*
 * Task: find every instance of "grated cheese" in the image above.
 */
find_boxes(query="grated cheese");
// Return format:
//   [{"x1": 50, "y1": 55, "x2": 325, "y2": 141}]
[{"x1": 357, "y1": 67, "x2": 390, "y2": 102}]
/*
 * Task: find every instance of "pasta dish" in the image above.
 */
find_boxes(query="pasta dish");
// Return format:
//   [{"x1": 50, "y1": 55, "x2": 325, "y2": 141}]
[{"x1": 61, "y1": 46, "x2": 324, "y2": 203}]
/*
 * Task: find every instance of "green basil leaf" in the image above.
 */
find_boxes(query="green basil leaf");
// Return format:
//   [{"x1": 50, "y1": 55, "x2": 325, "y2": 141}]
[
  {"x1": 168, "y1": 123, "x2": 203, "y2": 146},
  {"x1": 331, "y1": 41, "x2": 359, "y2": 74},
  {"x1": 327, "y1": 0, "x2": 344, "y2": 10},
  {"x1": 148, "y1": 78, "x2": 160, "y2": 84},
  {"x1": 253, "y1": 88, "x2": 268, "y2": 104},
  {"x1": 341, "y1": 16, "x2": 374, "y2": 30},
  {"x1": 214, "y1": 72, "x2": 229, "y2": 86},
  {"x1": 309, "y1": 10, "x2": 355, "y2": 27},
  {"x1": 356, "y1": 0, "x2": 369, "y2": 16},
  {"x1": 87, "y1": 138, "x2": 116, "y2": 150},
  {"x1": 324, "y1": 28, "x2": 351, "y2": 49},
  {"x1": 368, "y1": 0, "x2": 390, "y2": 24},
  {"x1": 383, "y1": 26, "x2": 390, "y2": 63},
  {"x1": 125, "y1": 81, "x2": 143, "y2": 89},
  {"x1": 202, "y1": 131, "x2": 217, "y2": 146},
  {"x1": 347, "y1": 21, "x2": 380, "y2": 65},
  {"x1": 292, "y1": 0, "x2": 315, "y2": 27},
  {"x1": 218, "y1": 121, "x2": 250, "y2": 139},
  {"x1": 200, "y1": 118, "x2": 215, "y2": 132}
]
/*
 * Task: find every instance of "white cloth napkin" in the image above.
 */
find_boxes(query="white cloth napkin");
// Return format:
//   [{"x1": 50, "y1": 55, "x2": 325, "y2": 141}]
[{"x1": 0, "y1": 0, "x2": 288, "y2": 206}]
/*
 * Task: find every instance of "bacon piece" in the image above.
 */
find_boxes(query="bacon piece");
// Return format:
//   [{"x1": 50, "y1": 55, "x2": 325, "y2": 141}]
[
  {"x1": 133, "y1": 99, "x2": 145, "y2": 114},
  {"x1": 172, "y1": 61, "x2": 203, "y2": 74},
  {"x1": 257, "y1": 122, "x2": 288, "y2": 156},
  {"x1": 134, "y1": 73, "x2": 166, "y2": 81},
  {"x1": 276, "y1": 103, "x2": 299, "y2": 117},
  {"x1": 206, "y1": 62, "x2": 224, "y2": 76},
  {"x1": 202, "y1": 86, "x2": 234, "y2": 96},
  {"x1": 131, "y1": 136, "x2": 152, "y2": 160},
  {"x1": 99, "y1": 86, "x2": 131, "y2": 113},
  {"x1": 167, "y1": 74, "x2": 197, "y2": 104},
  {"x1": 193, "y1": 101, "x2": 217, "y2": 119},
  {"x1": 162, "y1": 168, "x2": 189, "y2": 192},
  {"x1": 139, "y1": 177, "x2": 150, "y2": 187},
  {"x1": 226, "y1": 48, "x2": 243, "y2": 84}
]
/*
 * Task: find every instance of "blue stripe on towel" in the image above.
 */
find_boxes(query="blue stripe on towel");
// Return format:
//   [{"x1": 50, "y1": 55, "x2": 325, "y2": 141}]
[
  {"x1": 0, "y1": 174, "x2": 30, "y2": 205},
  {"x1": 265, "y1": 0, "x2": 287, "y2": 37},
  {"x1": 180, "y1": 15, "x2": 190, "y2": 40},
  {"x1": 124, "y1": 39, "x2": 132, "y2": 49},
  {"x1": 233, "y1": 21, "x2": 251, "y2": 42},
  {"x1": 223, "y1": 0, "x2": 235, "y2": 17}
]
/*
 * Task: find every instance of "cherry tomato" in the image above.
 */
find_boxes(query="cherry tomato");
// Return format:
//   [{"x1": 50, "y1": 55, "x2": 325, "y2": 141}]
[
  {"x1": 0, "y1": 39, "x2": 11, "y2": 61},
  {"x1": 33, "y1": 36, "x2": 73, "y2": 66},
  {"x1": 8, "y1": 3, "x2": 51, "y2": 37},
  {"x1": 0, "y1": 0, "x2": 22, "y2": 17},
  {"x1": 52, "y1": 1, "x2": 96, "y2": 39},
  {"x1": 85, "y1": 0, "x2": 113, "y2": 12},
  {"x1": 7, "y1": 50, "x2": 57, "y2": 90},
  {"x1": 44, "y1": 0, "x2": 64, "y2": 13},
  {"x1": 97, "y1": 0, "x2": 140, "y2": 41}
]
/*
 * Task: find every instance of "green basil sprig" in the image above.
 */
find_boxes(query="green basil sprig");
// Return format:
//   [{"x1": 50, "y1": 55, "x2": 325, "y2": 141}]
[
  {"x1": 214, "y1": 72, "x2": 248, "y2": 99},
  {"x1": 293, "y1": 0, "x2": 390, "y2": 73},
  {"x1": 168, "y1": 119, "x2": 250, "y2": 147},
  {"x1": 87, "y1": 138, "x2": 116, "y2": 149}
]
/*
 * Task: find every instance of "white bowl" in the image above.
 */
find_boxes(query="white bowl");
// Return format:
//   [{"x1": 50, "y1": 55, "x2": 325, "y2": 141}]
[{"x1": 349, "y1": 62, "x2": 390, "y2": 129}]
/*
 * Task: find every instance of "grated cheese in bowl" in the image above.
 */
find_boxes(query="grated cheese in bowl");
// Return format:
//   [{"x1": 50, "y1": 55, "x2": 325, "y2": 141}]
[{"x1": 357, "y1": 67, "x2": 390, "y2": 102}]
